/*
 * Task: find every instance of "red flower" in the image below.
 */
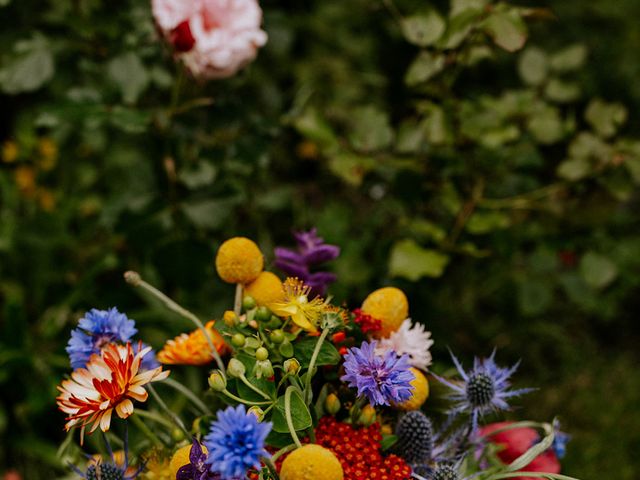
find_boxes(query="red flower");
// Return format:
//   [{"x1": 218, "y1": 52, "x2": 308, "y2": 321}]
[
  {"x1": 169, "y1": 20, "x2": 195, "y2": 52},
  {"x1": 480, "y1": 422, "x2": 561, "y2": 480}
]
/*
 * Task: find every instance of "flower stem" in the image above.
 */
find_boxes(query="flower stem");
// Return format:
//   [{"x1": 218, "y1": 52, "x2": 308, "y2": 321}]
[
  {"x1": 222, "y1": 389, "x2": 272, "y2": 406},
  {"x1": 239, "y1": 373, "x2": 273, "y2": 401},
  {"x1": 147, "y1": 383, "x2": 191, "y2": 439},
  {"x1": 284, "y1": 386, "x2": 302, "y2": 448},
  {"x1": 162, "y1": 377, "x2": 212, "y2": 415},
  {"x1": 272, "y1": 444, "x2": 296, "y2": 462},
  {"x1": 131, "y1": 413, "x2": 163, "y2": 448},
  {"x1": 134, "y1": 409, "x2": 174, "y2": 429},
  {"x1": 234, "y1": 283, "x2": 243, "y2": 316},
  {"x1": 124, "y1": 271, "x2": 226, "y2": 374},
  {"x1": 304, "y1": 328, "x2": 329, "y2": 404},
  {"x1": 350, "y1": 396, "x2": 368, "y2": 425},
  {"x1": 262, "y1": 457, "x2": 281, "y2": 480}
]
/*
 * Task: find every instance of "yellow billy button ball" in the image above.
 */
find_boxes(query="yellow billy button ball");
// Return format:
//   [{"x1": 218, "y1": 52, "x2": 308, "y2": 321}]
[
  {"x1": 215, "y1": 237, "x2": 264, "y2": 284},
  {"x1": 244, "y1": 271, "x2": 284, "y2": 306},
  {"x1": 280, "y1": 444, "x2": 343, "y2": 480},
  {"x1": 396, "y1": 368, "x2": 429, "y2": 411},
  {"x1": 169, "y1": 443, "x2": 207, "y2": 479},
  {"x1": 361, "y1": 286, "x2": 409, "y2": 338}
]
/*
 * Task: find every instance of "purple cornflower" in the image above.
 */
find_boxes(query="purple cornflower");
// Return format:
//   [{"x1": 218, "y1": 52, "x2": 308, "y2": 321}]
[
  {"x1": 66, "y1": 308, "x2": 137, "y2": 369},
  {"x1": 203, "y1": 405, "x2": 272, "y2": 480},
  {"x1": 435, "y1": 351, "x2": 533, "y2": 431},
  {"x1": 341, "y1": 340, "x2": 415, "y2": 406},
  {"x1": 177, "y1": 438, "x2": 221, "y2": 480},
  {"x1": 274, "y1": 228, "x2": 340, "y2": 296}
]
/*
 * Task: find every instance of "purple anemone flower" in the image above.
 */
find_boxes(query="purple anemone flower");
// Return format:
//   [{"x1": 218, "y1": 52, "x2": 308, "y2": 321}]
[
  {"x1": 434, "y1": 350, "x2": 534, "y2": 431},
  {"x1": 274, "y1": 228, "x2": 340, "y2": 296},
  {"x1": 177, "y1": 438, "x2": 221, "y2": 480},
  {"x1": 341, "y1": 340, "x2": 415, "y2": 406}
]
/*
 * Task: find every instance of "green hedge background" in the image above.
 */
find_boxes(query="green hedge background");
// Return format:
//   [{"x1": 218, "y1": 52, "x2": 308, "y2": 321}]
[{"x1": 1, "y1": 0, "x2": 639, "y2": 478}]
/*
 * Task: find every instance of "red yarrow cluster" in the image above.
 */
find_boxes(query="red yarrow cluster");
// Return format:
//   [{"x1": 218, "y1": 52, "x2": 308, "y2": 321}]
[{"x1": 352, "y1": 308, "x2": 382, "y2": 334}]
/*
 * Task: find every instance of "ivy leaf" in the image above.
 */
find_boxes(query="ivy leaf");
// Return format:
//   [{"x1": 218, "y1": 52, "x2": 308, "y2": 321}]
[
  {"x1": 389, "y1": 239, "x2": 450, "y2": 280},
  {"x1": 483, "y1": 11, "x2": 528, "y2": 52},
  {"x1": 349, "y1": 106, "x2": 394, "y2": 152},
  {"x1": 0, "y1": 35, "x2": 54, "y2": 94},
  {"x1": 401, "y1": 12, "x2": 446, "y2": 47},
  {"x1": 405, "y1": 51, "x2": 445, "y2": 86},
  {"x1": 271, "y1": 389, "x2": 312, "y2": 434},
  {"x1": 580, "y1": 252, "x2": 618, "y2": 290}
]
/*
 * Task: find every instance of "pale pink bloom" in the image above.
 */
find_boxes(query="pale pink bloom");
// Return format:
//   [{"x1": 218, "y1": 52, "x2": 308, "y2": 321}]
[
  {"x1": 376, "y1": 319, "x2": 434, "y2": 370},
  {"x1": 152, "y1": 0, "x2": 268, "y2": 79}
]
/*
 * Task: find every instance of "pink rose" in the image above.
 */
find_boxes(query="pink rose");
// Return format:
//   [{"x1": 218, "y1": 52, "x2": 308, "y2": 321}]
[
  {"x1": 480, "y1": 422, "x2": 561, "y2": 480},
  {"x1": 152, "y1": 0, "x2": 268, "y2": 79}
]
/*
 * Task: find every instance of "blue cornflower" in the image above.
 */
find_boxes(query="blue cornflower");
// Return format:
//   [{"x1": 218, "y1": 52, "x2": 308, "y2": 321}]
[
  {"x1": 341, "y1": 340, "x2": 415, "y2": 406},
  {"x1": 177, "y1": 438, "x2": 221, "y2": 480},
  {"x1": 134, "y1": 342, "x2": 161, "y2": 372},
  {"x1": 551, "y1": 419, "x2": 570, "y2": 459},
  {"x1": 274, "y1": 228, "x2": 340, "y2": 296},
  {"x1": 203, "y1": 405, "x2": 272, "y2": 480},
  {"x1": 435, "y1": 350, "x2": 533, "y2": 431}
]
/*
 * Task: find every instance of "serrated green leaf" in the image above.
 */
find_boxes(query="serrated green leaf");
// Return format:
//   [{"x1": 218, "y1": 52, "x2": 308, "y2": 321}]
[
  {"x1": 389, "y1": 239, "x2": 450, "y2": 280},
  {"x1": 401, "y1": 12, "x2": 446, "y2": 47}
]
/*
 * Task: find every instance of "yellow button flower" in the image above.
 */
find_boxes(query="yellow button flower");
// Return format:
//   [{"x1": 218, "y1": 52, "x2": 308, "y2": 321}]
[
  {"x1": 215, "y1": 237, "x2": 264, "y2": 284},
  {"x1": 395, "y1": 368, "x2": 429, "y2": 411},
  {"x1": 280, "y1": 444, "x2": 343, "y2": 480},
  {"x1": 244, "y1": 271, "x2": 284, "y2": 306},
  {"x1": 361, "y1": 287, "x2": 409, "y2": 338}
]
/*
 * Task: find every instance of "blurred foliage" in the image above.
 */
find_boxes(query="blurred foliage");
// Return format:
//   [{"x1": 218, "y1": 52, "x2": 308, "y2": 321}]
[{"x1": 1, "y1": 0, "x2": 639, "y2": 478}]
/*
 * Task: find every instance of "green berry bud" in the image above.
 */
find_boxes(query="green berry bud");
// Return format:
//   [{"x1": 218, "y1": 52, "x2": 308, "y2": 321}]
[
  {"x1": 227, "y1": 358, "x2": 246, "y2": 378},
  {"x1": 242, "y1": 296, "x2": 257, "y2": 311},
  {"x1": 208, "y1": 370, "x2": 227, "y2": 392},
  {"x1": 266, "y1": 316, "x2": 282, "y2": 329},
  {"x1": 358, "y1": 404, "x2": 377, "y2": 427},
  {"x1": 231, "y1": 333, "x2": 246, "y2": 347},
  {"x1": 255, "y1": 306, "x2": 272, "y2": 322},
  {"x1": 324, "y1": 393, "x2": 341, "y2": 415},
  {"x1": 171, "y1": 428, "x2": 185, "y2": 441},
  {"x1": 283, "y1": 358, "x2": 301, "y2": 375},
  {"x1": 255, "y1": 347, "x2": 269, "y2": 361},
  {"x1": 247, "y1": 406, "x2": 265, "y2": 421},
  {"x1": 269, "y1": 329, "x2": 285, "y2": 344}
]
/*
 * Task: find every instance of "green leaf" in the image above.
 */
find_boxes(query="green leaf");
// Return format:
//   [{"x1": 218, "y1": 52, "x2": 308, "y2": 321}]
[
  {"x1": 545, "y1": 78, "x2": 581, "y2": 104},
  {"x1": 420, "y1": 103, "x2": 451, "y2": 145},
  {"x1": 585, "y1": 99, "x2": 627, "y2": 139},
  {"x1": 293, "y1": 108, "x2": 339, "y2": 150},
  {"x1": 236, "y1": 376, "x2": 276, "y2": 402},
  {"x1": 107, "y1": 52, "x2": 149, "y2": 105},
  {"x1": 389, "y1": 239, "x2": 450, "y2": 281},
  {"x1": 349, "y1": 106, "x2": 394, "y2": 152},
  {"x1": 580, "y1": 252, "x2": 618, "y2": 290},
  {"x1": 271, "y1": 389, "x2": 312, "y2": 433},
  {"x1": 179, "y1": 162, "x2": 217, "y2": 189},
  {"x1": 557, "y1": 157, "x2": 591, "y2": 181},
  {"x1": 328, "y1": 152, "x2": 376, "y2": 186},
  {"x1": 466, "y1": 211, "x2": 510, "y2": 234},
  {"x1": 182, "y1": 198, "x2": 238, "y2": 229},
  {"x1": 405, "y1": 51, "x2": 445, "y2": 86},
  {"x1": 518, "y1": 47, "x2": 548, "y2": 86},
  {"x1": 527, "y1": 106, "x2": 564, "y2": 145},
  {"x1": 109, "y1": 106, "x2": 151, "y2": 134},
  {"x1": 401, "y1": 12, "x2": 446, "y2": 47},
  {"x1": 380, "y1": 434, "x2": 398, "y2": 451},
  {"x1": 550, "y1": 44, "x2": 588, "y2": 72},
  {"x1": 294, "y1": 337, "x2": 341, "y2": 368},
  {"x1": 439, "y1": 9, "x2": 482, "y2": 49},
  {"x1": 0, "y1": 35, "x2": 54, "y2": 94},
  {"x1": 450, "y1": 0, "x2": 488, "y2": 16},
  {"x1": 483, "y1": 11, "x2": 528, "y2": 52}
]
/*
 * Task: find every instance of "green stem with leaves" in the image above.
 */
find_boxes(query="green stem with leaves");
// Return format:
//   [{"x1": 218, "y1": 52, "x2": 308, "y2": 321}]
[
  {"x1": 304, "y1": 328, "x2": 329, "y2": 404},
  {"x1": 147, "y1": 383, "x2": 191, "y2": 439}
]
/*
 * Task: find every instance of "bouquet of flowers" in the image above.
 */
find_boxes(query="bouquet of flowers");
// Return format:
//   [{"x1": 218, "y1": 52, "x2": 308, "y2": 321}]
[{"x1": 55, "y1": 232, "x2": 575, "y2": 480}]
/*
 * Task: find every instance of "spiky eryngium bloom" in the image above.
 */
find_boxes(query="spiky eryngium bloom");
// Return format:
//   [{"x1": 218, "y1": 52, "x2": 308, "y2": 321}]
[
  {"x1": 434, "y1": 350, "x2": 533, "y2": 431},
  {"x1": 395, "y1": 411, "x2": 434, "y2": 465}
]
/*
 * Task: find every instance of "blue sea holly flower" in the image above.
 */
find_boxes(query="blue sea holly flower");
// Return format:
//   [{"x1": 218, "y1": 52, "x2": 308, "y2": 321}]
[
  {"x1": 203, "y1": 405, "x2": 272, "y2": 480},
  {"x1": 341, "y1": 340, "x2": 415, "y2": 406},
  {"x1": 66, "y1": 308, "x2": 137, "y2": 369},
  {"x1": 435, "y1": 350, "x2": 533, "y2": 431}
]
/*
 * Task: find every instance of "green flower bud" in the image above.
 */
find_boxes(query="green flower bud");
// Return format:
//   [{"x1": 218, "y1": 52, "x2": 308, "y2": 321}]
[
  {"x1": 227, "y1": 358, "x2": 246, "y2": 378},
  {"x1": 255, "y1": 347, "x2": 269, "y2": 361},
  {"x1": 171, "y1": 428, "x2": 185, "y2": 441},
  {"x1": 254, "y1": 306, "x2": 272, "y2": 322},
  {"x1": 253, "y1": 359, "x2": 274, "y2": 379},
  {"x1": 208, "y1": 370, "x2": 227, "y2": 392},
  {"x1": 358, "y1": 404, "x2": 377, "y2": 427},
  {"x1": 324, "y1": 393, "x2": 341, "y2": 415},
  {"x1": 247, "y1": 406, "x2": 265, "y2": 421},
  {"x1": 231, "y1": 333, "x2": 246, "y2": 347},
  {"x1": 242, "y1": 296, "x2": 257, "y2": 311},
  {"x1": 267, "y1": 315, "x2": 282, "y2": 329},
  {"x1": 269, "y1": 329, "x2": 285, "y2": 344},
  {"x1": 283, "y1": 358, "x2": 301, "y2": 375}
]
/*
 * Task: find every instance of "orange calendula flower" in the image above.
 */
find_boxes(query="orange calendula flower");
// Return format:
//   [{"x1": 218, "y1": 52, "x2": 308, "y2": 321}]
[
  {"x1": 56, "y1": 342, "x2": 169, "y2": 437},
  {"x1": 268, "y1": 278, "x2": 327, "y2": 333},
  {"x1": 157, "y1": 321, "x2": 227, "y2": 366}
]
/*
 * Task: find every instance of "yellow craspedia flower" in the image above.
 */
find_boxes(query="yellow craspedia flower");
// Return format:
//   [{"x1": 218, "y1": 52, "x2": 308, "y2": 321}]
[
  {"x1": 280, "y1": 444, "x2": 343, "y2": 480},
  {"x1": 396, "y1": 368, "x2": 429, "y2": 411},
  {"x1": 170, "y1": 443, "x2": 207, "y2": 479},
  {"x1": 244, "y1": 271, "x2": 284, "y2": 306},
  {"x1": 361, "y1": 287, "x2": 408, "y2": 338},
  {"x1": 215, "y1": 237, "x2": 264, "y2": 284},
  {"x1": 1, "y1": 141, "x2": 18, "y2": 163}
]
